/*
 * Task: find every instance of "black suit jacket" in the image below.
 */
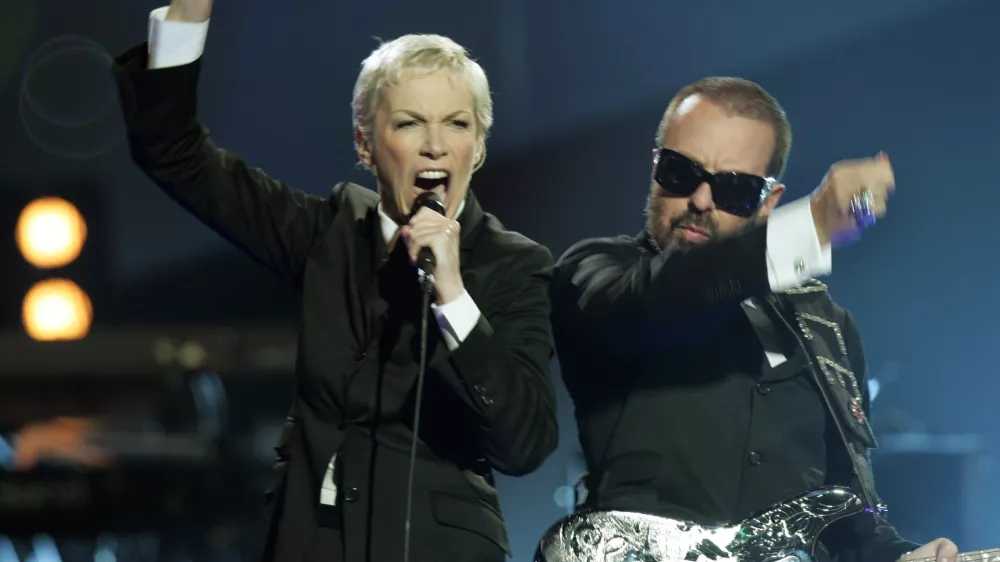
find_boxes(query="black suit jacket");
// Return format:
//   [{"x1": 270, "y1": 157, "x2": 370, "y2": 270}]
[
  {"x1": 551, "y1": 228, "x2": 916, "y2": 562},
  {"x1": 112, "y1": 43, "x2": 558, "y2": 562}
]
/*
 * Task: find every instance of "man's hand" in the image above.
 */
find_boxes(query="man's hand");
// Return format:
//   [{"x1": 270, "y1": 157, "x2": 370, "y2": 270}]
[
  {"x1": 13, "y1": 417, "x2": 112, "y2": 471},
  {"x1": 166, "y1": 0, "x2": 213, "y2": 22},
  {"x1": 810, "y1": 152, "x2": 895, "y2": 246},
  {"x1": 402, "y1": 207, "x2": 464, "y2": 303},
  {"x1": 901, "y1": 538, "x2": 959, "y2": 562}
]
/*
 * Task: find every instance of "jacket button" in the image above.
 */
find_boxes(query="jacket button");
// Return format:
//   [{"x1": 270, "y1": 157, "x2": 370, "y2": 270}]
[
  {"x1": 354, "y1": 350, "x2": 367, "y2": 361},
  {"x1": 748, "y1": 451, "x2": 763, "y2": 466},
  {"x1": 344, "y1": 487, "x2": 359, "y2": 502},
  {"x1": 756, "y1": 383, "x2": 771, "y2": 395}
]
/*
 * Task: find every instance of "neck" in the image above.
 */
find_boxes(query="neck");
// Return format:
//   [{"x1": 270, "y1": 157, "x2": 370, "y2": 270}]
[{"x1": 380, "y1": 203, "x2": 406, "y2": 226}]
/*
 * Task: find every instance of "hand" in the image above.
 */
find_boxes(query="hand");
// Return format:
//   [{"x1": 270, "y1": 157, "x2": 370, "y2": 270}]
[
  {"x1": 810, "y1": 152, "x2": 895, "y2": 246},
  {"x1": 402, "y1": 207, "x2": 464, "y2": 303},
  {"x1": 12, "y1": 417, "x2": 113, "y2": 471},
  {"x1": 901, "y1": 538, "x2": 959, "y2": 562},
  {"x1": 166, "y1": 0, "x2": 213, "y2": 22}
]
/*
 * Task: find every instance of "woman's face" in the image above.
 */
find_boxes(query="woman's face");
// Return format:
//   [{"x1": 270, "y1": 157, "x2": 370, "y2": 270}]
[{"x1": 357, "y1": 68, "x2": 483, "y2": 223}]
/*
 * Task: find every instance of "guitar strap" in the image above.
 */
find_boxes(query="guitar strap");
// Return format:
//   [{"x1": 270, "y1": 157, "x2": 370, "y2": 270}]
[{"x1": 765, "y1": 286, "x2": 888, "y2": 521}]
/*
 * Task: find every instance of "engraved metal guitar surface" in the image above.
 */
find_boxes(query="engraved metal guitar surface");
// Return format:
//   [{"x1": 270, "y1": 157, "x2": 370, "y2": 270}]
[{"x1": 535, "y1": 487, "x2": 865, "y2": 562}]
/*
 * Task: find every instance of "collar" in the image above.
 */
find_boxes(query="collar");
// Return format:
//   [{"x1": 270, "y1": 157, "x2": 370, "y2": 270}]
[{"x1": 377, "y1": 199, "x2": 466, "y2": 244}]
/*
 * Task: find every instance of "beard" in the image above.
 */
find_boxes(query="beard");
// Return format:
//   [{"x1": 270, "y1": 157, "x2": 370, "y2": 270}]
[
  {"x1": 645, "y1": 192, "x2": 719, "y2": 252},
  {"x1": 644, "y1": 191, "x2": 759, "y2": 252}
]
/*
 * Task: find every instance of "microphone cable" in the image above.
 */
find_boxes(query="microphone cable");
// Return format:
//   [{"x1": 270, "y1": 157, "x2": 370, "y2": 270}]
[{"x1": 402, "y1": 191, "x2": 444, "y2": 562}]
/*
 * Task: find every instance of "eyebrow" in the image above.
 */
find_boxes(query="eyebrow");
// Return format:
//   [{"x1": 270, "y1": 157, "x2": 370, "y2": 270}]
[{"x1": 391, "y1": 110, "x2": 472, "y2": 121}]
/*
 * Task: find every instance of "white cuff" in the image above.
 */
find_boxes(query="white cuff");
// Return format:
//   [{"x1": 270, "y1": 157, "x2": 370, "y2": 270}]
[
  {"x1": 431, "y1": 290, "x2": 481, "y2": 351},
  {"x1": 147, "y1": 6, "x2": 210, "y2": 69},
  {"x1": 766, "y1": 197, "x2": 833, "y2": 292}
]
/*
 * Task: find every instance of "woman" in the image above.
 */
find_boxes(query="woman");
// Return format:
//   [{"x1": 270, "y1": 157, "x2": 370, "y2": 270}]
[{"x1": 111, "y1": 2, "x2": 559, "y2": 561}]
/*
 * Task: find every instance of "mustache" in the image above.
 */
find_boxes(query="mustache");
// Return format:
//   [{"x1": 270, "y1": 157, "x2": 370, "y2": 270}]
[{"x1": 669, "y1": 212, "x2": 718, "y2": 237}]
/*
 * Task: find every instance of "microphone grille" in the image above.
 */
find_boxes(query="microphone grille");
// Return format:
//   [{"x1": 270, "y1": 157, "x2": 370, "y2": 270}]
[{"x1": 412, "y1": 192, "x2": 445, "y2": 217}]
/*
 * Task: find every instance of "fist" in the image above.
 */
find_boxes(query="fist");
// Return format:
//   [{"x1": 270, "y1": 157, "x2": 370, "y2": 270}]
[
  {"x1": 810, "y1": 152, "x2": 895, "y2": 246},
  {"x1": 166, "y1": 0, "x2": 213, "y2": 22},
  {"x1": 402, "y1": 207, "x2": 464, "y2": 303}
]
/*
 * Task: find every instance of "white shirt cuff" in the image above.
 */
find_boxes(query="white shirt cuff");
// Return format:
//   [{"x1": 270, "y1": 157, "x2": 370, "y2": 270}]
[
  {"x1": 766, "y1": 196, "x2": 833, "y2": 292},
  {"x1": 147, "y1": 6, "x2": 210, "y2": 69},
  {"x1": 431, "y1": 290, "x2": 481, "y2": 351}
]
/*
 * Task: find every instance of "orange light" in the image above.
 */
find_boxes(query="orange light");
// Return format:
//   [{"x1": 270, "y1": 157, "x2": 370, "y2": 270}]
[
  {"x1": 15, "y1": 196, "x2": 87, "y2": 269},
  {"x1": 22, "y1": 278, "x2": 92, "y2": 341}
]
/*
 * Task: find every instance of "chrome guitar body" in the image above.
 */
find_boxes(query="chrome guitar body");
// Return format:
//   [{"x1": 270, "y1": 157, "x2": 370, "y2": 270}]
[{"x1": 535, "y1": 487, "x2": 865, "y2": 562}]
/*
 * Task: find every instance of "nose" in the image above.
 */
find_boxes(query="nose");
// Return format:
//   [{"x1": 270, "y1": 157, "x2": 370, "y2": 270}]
[
  {"x1": 420, "y1": 126, "x2": 447, "y2": 160},
  {"x1": 688, "y1": 182, "x2": 715, "y2": 213}
]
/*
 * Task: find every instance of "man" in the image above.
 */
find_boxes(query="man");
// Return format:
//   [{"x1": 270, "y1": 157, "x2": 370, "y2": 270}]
[
  {"x1": 110, "y1": 1, "x2": 558, "y2": 561},
  {"x1": 550, "y1": 77, "x2": 957, "y2": 561}
]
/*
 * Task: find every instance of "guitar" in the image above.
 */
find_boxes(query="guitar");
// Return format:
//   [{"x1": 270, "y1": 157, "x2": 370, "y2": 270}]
[{"x1": 535, "y1": 486, "x2": 999, "y2": 562}]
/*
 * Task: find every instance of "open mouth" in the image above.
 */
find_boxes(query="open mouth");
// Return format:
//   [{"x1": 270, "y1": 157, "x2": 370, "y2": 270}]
[{"x1": 413, "y1": 170, "x2": 450, "y2": 194}]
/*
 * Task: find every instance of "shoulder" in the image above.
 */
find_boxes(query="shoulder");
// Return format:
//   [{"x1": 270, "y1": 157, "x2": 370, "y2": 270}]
[
  {"x1": 330, "y1": 181, "x2": 378, "y2": 216},
  {"x1": 554, "y1": 235, "x2": 645, "y2": 280},
  {"x1": 475, "y1": 212, "x2": 553, "y2": 272},
  {"x1": 558, "y1": 235, "x2": 643, "y2": 265}
]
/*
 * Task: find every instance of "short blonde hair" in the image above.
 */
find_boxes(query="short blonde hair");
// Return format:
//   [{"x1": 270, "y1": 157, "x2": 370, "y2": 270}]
[{"x1": 352, "y1": 34, "x2": 493, "y2": 167}]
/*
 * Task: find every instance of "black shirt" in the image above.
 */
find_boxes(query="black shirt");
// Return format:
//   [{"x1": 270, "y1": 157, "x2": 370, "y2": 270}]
[
  {"x1": 566, "y1": 291, "x2": 833, "y2": 524},
  {"x1": 551, "y1": 230, "x2": 917, "y2": 561}
]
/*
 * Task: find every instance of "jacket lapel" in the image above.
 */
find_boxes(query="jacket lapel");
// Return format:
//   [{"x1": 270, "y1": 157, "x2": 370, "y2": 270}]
[
  {"x1": 349, "y1": 189, "x2": 487, "y2": 378},
  {"x1": 457, "y1": 190, "x2": 486, "y2": 254},
  {"x1": 776, "y1": 282, "x2": 878, "y2": 449}
]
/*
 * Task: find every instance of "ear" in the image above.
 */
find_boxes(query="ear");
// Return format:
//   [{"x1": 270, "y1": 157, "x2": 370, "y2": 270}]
[
  {"x1": 354, "y1": 128, "x2": 373, "y2": 168},
  {"x1": 472, "y1": 137, "x2": 487, "y2": 171},
  {"x1": 758, "y1": 183, "x2": 786, "y2": 218}
]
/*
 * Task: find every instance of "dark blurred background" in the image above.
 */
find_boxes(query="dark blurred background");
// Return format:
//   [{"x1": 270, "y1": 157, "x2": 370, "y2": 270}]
[{"x1": 1, "y1": 0, "x2": 998, "y2": 559}]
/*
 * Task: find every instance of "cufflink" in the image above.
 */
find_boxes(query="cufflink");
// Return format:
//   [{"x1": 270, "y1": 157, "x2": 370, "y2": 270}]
[{"x1": 795, "y1": 259, "x2": 806, "y2": 276}]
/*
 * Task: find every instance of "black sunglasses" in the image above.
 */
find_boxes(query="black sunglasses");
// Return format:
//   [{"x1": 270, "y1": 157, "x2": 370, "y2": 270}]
[{"x1": 653, "y1": 148, "x2": 775, "y2": 218}]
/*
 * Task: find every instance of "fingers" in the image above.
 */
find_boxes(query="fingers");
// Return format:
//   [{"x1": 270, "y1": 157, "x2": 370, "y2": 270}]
[
  {"x1": 402, "y1": 210, "x2": 460, "y2": 263},
  {"x1": 829, "y1": 152, "x2": 895, "y2": 219},
  {"x1": 871, "y1": 151, "x2": 895, "y2": 192},
  {"x1": 868, "y1": 154, "x2": 894, "y2": 217},
  {"x1": 868, "y1": 186, "x2": 888, "y2": 218},
  {"x1": 167, "y1": 0, "x2": 214, "y2": 22},
  {"x1": 935, "y1": 538, "x2": 959, "y2": 562},
  {"x1": 408, "y1": 207, "x2": 453, "y2": 226}
]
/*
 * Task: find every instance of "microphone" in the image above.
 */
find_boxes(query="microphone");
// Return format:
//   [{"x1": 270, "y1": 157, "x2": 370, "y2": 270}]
[
  {"x1": 403, "y1": 190, "x2": 446, "y2": 562},
  {"x1": 409, "y1": 191, "x2": 446, "y2": 293}
]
